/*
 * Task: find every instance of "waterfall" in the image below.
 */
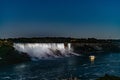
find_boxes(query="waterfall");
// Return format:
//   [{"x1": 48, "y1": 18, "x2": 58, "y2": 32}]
[{"x1": 13, "y1": 43, "x2": 79, "y2": 60}]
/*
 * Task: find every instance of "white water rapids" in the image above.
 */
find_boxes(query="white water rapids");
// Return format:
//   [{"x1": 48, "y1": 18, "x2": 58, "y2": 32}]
[{"x1": 13, "y1": 43, "x2": 79, "y2": 60}]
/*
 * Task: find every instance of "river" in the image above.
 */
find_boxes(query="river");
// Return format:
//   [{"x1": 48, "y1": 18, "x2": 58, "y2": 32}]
[{"x1": 0, "y1": 52, "x2": 120, "y2": 80}]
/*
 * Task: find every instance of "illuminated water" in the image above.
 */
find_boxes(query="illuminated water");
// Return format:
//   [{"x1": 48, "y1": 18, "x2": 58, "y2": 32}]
[
  {"x1": 13, "y1": 43, "x2": 79, "y2": 60},
  {"x1": 0, "y1": 53, "x2": 120, "y2": 80}
]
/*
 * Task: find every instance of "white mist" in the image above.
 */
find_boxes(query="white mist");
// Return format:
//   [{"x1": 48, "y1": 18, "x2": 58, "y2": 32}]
[{"x1": 13, "y1": 43, "x2": 79, "y2": 60}]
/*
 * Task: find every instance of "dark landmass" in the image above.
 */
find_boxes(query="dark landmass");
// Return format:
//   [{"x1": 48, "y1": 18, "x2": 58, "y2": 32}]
[
  {"x1": 97, "y1": 74, "x2": 120, "y2": 80},
  {"x1": 6, "y1": 37, "x2": 120, "y2": 43},
  {"x1": 62, "y1": 74, "x2": 120, "y2": 80},
  {"x1": 0, "y1": 40, "x2": 30, "y2": 65}
]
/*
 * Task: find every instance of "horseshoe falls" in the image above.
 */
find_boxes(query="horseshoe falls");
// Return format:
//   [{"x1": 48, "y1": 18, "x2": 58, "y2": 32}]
[{"x1": 13, "y1": 43, "x2": 79, "y2": 60}]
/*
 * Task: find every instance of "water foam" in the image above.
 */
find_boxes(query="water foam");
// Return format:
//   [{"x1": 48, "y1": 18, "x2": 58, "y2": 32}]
[{"x1": 13, "y1": 43, "x2": 79, "y2": 60}]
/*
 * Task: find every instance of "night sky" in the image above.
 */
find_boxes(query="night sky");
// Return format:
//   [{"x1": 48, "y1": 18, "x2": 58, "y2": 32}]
[{"x1": 0, "y1": 0, "x2": 120, "y2": 39}]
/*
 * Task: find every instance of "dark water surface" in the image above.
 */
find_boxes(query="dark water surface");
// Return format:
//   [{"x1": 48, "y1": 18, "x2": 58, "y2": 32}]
[{"x1": 0, "y1": 53, "x2": 120, "y2": 80}]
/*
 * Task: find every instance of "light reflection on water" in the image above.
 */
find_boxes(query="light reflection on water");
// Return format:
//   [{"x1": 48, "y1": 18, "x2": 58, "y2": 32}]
[
  {"x1": 89, "y1": 55, "x2": 96, "y2": 64},
  {"x1": 0, "y1": 53, "x2": 120, "y2": 80}
]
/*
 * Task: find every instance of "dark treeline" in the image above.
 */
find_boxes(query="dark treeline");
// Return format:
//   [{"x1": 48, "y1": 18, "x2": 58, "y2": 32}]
[{"x1": 2, "y1": 37, "x2": 118, "y2": 43}]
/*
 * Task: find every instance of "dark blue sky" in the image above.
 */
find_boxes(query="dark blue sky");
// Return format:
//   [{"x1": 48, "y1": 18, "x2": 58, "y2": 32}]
[{"x1": 0, "y1": 0, "x2": 120, "y2": 39}]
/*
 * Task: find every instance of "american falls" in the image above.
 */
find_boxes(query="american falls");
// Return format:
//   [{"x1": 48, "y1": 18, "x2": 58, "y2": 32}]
[{"x1": 13, "y1": 43, "x2": 79, "y2": 60}]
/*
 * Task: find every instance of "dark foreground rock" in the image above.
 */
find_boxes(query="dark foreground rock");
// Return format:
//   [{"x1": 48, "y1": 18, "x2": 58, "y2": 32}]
[
  {"x1": 97, "y1": 74, "x2": 120, "y2": 80},
  {"x1": 0, "y1": 45, "x2": 31, "y2": 65}
]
